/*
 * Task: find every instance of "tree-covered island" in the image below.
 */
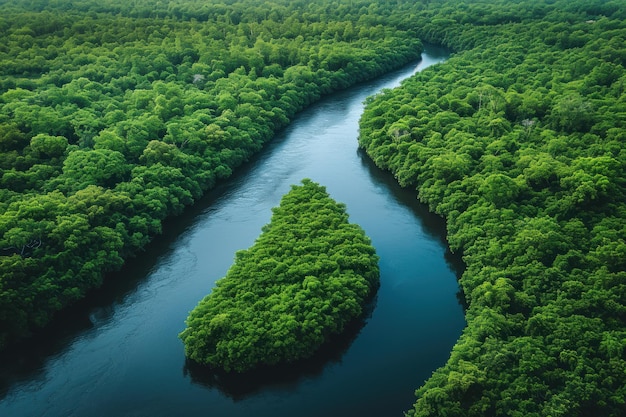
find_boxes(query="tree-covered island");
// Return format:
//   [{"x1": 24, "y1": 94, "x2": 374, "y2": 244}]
[{"x1": 179, "y1": 179, "x2": 379, "y2": 372}]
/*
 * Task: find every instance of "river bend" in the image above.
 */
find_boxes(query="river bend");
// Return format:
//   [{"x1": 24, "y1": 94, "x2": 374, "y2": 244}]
[{"x1": 0, "y1": 45, "x2": 464, "y2": 417}]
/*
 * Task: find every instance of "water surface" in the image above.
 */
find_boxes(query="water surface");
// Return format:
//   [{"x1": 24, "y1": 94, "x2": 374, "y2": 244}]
[{"x1": 0, "y1": 45, "x2": 465, "y2": 417}]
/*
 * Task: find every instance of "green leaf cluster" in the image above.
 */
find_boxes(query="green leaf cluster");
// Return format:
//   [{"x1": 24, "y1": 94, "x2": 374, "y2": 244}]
[
  {"x1": 359, "y1": 1, "x2": 626, "y2": 416},
  {"x1": 179, "y1": 179, "x2": 379, "y2": 372},
  {"x1": 0, "y1": 0, "x2": 422, "y2": 348}
]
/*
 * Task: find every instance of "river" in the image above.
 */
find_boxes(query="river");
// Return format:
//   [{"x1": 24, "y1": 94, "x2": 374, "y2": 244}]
[{"x1": 0, "y1": 45, "x2": 465, "y2": 417}]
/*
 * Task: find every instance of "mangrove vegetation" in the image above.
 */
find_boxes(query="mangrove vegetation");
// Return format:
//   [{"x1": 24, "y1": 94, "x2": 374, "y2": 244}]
[
  {"x1": 358, "y1": 0, "x2": 626, "y2": 416},
  {"x1": 1, "y1": 0, "x2": 625, "y2": 416},
  {"x1": 179, "y1": 179, "x2": 379, "y2": 372},
  {"x1": 0, "y1": 0, "x2": 421, "y2": 349}
]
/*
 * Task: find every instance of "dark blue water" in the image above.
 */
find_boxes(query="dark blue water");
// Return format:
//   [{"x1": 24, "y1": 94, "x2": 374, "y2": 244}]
[{"x1": 0, "y1": 45, "x2": 464, "y2": 417}]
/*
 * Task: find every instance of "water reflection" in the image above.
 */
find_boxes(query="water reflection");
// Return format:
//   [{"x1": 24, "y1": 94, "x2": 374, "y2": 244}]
[
  {"x1": 355, "y1": 147, "x2": 467, "y2": 313},
  {"x1": 185, "y1": 298, "x2": 376, "y2": 401},
  {"x1": 356, "y1": 147, "x2": 465, "y2": 272}
]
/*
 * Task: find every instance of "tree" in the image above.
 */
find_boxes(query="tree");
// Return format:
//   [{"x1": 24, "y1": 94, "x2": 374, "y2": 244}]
[
  {"x1": 29, "y1": 133, "x2": 68, "y2": 158},
  {"x1": 61, "y1": 148, "x2": 130, "y2": 189}
]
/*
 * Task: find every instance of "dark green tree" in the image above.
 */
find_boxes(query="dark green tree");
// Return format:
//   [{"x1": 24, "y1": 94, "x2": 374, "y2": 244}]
[{"x1": 180, "y1": 179, "x2": 379, "y2": 372}]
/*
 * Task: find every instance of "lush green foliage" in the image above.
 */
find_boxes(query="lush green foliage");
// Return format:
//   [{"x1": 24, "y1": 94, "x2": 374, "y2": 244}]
[
  {"x1": 179, "y1": 179, "x2": 379, "y2": 372},
  {"x1": 0, "y1": 0, "x2": 423, "y2": 348},
  {"x1": 3, "y1": 0, "x2": 626, "y2": 414},
  {"x1": 358, "y1": 1, "x2": 626, "y2": 416}
]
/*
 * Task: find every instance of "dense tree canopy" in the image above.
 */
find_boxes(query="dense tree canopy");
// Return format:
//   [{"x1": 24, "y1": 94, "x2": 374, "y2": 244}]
[
  {"x1": 0, "y1": 0, "x2": 422, "y2": 349},
  {"x1": 2, "y1": 0, "x2": 626, "y2": 415},
  {"x1": 179, "y1": 179, "x2": 379, "y2": 372},
  {"x1": 358, "y1": 0, "x2": 626, "y2": 416}
]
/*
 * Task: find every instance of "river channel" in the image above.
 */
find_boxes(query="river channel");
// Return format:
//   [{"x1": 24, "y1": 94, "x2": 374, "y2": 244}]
[{"x1": 0, "y1": 45, "x2": 465, "y2": 417}]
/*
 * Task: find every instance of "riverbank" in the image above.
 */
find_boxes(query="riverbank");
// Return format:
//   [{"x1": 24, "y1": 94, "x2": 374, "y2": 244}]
[{"x1": 0, "y1": 46, "x2": 464, "y2": 417}]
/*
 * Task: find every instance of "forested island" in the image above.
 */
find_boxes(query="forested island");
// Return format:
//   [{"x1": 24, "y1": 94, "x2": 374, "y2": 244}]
[
  {"x1": 0, "y1": 0, "x2": 625, "y2": 416},
  {"x1": 180, "y1": 179, "x2": 379, "y2": 372}
]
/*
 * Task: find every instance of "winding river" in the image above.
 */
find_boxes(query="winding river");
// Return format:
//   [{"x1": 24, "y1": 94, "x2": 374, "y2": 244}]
[{"x1": 0, "y1": 45, "x2": 465, "y2": 417}]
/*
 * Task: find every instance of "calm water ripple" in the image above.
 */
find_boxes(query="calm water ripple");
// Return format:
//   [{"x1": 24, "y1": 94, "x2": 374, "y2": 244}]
[{"x1": 0, "y1": 45, "x2": 464, "y2": 417}]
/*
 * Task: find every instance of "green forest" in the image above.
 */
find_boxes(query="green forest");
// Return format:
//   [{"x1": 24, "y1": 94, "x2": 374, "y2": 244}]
[
  {"x1": 0, "y1": 0, "x2": 421, "y2": 349},
  {"x1": 0, "y1": 0, "x2": 625, "y2": 415},
  {"x1": 180, "y1": 179, "x2": 379, "y2": 372},
  {"x1": 358, "y1": 1, "x2": 626, "y2": 416}
]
